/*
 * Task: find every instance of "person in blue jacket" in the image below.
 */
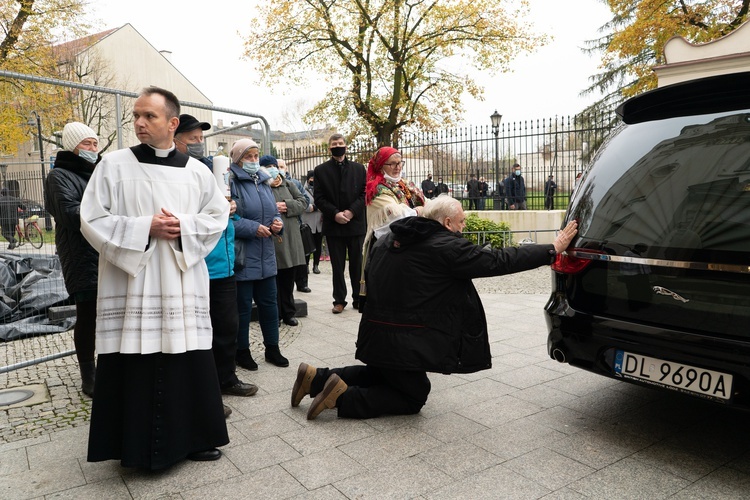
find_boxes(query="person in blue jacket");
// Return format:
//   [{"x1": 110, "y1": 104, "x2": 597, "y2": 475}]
[
  {"x1": 229, "y1": 138, "x2": 289, "y2": 370},
  {"x1": 174, "y1": 115, "x2": 258, "y2": 416}
]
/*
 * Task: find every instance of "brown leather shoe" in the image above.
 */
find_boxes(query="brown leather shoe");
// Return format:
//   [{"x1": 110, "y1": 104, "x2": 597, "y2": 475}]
[
  {"x1": 291, "y1": 362, "x2": 317, "y2": 407},
  {"x1": 332, "y1": 304, "x2": 344, "y2": 314},
  {"x1": 307, "y1": 373, "x2": 347, "y2": 420}
]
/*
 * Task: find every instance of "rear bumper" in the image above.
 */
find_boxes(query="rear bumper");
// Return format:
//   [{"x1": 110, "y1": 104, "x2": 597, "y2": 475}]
[{"x1": 544, "y1": 292, "x2": 750, "y2": 410}]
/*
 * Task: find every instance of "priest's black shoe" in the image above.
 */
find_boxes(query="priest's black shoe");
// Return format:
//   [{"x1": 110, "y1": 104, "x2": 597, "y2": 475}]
[
  {"x1": 222, "y1": 381, "x2": 259, "y2": 397},
  {"x1": 282, "y1": 317, "x2": 299, "y2": 326},
  {"x1": 297, "y1": 286, "x2": 311, "y2": 293},
  {"x1": 187, "y1": 449, "x2": 222, "y2": 461}
]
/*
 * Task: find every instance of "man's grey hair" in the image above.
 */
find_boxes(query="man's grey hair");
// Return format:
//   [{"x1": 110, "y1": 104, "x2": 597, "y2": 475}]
[
  {"x1": 328, "y1": 133, "x2": 345, "y2": 145},
  {"x1": 421, "y1": 194, "x2": 461, "y2": 225}
]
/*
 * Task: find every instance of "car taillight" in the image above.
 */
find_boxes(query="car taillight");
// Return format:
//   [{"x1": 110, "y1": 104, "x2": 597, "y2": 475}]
[{"x1": 552, "y1": 250, "x2": 597, "y2": 274}]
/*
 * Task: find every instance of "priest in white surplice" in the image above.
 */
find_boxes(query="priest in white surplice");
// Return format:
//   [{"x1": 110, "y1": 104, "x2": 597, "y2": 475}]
[{"x1": 81, "y1": 86, "x2": 231, "y2": 470}]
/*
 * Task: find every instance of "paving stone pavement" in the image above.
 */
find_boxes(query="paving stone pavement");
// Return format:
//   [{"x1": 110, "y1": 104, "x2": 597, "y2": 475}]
[{"x1": 2, "y1": 265, "x2": 750, "y2": 499}]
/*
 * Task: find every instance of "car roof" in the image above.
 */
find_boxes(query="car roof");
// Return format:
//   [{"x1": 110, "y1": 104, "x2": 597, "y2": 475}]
[{"x1": 616, "y1": 71, "x2": 750, "y2": 125}]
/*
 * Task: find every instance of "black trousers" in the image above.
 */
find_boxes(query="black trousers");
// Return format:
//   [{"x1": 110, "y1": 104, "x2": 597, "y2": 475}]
[
  {"x1": 74, "y1": 298, "x2": 97, "y2": 363},
  {"x1": 294, "y1": 263, "x2": 308, "y2": 289},
  {"x1": 310, "y1": 365, "x2": 431, "y2": 419},
  {"x1": 276, "y1": 267, "x2": 297, "y2": 320},
  {"x1": 545, "y1": 196, "x2": 554, "y2": 210},
  {"x1": 209, "y1": 276, "x2": 240, "y2": 388},
  {"x1": 326, "y1": 233, "x2": 364, "y2": 306}
]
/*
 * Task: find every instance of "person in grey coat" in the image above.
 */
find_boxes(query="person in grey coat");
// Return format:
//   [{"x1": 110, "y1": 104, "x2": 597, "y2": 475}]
[
  {"x1": 262, "y1": 155, "x2": 309, "y2": 326},
  {"x1": 300, "y1": 170, "x2": 324, "y2": 277}
]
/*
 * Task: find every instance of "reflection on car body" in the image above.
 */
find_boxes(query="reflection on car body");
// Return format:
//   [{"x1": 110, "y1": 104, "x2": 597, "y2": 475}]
[{"x1": 545, "y1": 71, "x2": 750, "y2": 410}]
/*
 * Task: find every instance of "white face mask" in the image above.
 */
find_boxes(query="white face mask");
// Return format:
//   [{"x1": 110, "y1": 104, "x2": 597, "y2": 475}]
[
  {"x1": 78, "y1": 149, "x2": 98, "y2": 164},
  {"x1": 384, "y1": 172, "x2": 401, "y2": 183}
]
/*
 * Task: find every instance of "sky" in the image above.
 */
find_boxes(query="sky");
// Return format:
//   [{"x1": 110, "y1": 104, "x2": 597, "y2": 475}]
[{"x1": 92, "y1": 0, "x2": 613, "y2": 131}]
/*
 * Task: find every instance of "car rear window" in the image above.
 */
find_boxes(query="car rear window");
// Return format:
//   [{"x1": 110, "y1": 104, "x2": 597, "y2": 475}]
[{"x1": 572, "y1": 110, "x2": 750, "y2": 261}]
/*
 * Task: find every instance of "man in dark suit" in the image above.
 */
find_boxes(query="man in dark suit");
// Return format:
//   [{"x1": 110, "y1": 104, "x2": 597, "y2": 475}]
[{"x1": 313, "y1": 134, "x2": 367, "y2": 314}]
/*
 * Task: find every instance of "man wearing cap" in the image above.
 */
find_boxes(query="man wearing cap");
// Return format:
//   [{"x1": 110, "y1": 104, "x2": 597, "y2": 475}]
[
  {"x1": 313, "y1": 133, "x2": 366, "y2": 314},
  {"x1": 81, "y1": 87, "x2": 230, "y2": 470},
  {"x1": 45, "y1": 122, "x2": 101, "y2": 397},
  {"x1": 174, "y1": 114, "x2": 259, "y2": 416}
]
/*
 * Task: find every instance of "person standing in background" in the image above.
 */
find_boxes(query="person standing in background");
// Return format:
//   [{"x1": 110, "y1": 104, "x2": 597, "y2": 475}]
[
  {"x1": 313, "y1": 134, "x2": 366, "y2": 314},
  {"x1": 261, "y1": 155, "x2": 308, "y2": 327},
  {"x1": 508, "y1": 163, "x2": 527, "y2": 210},
  {"x1": 45, "y1": 122, "x2": 101, "y2": 397},
  {"x1": 544, "y1": 174, "x2": 557, "y2": 210},
  {"x1": 466, "y1": 173, "x2": 480, "y2": 210},
  {"x1": 230, "y1": 139, "x2": 289, "y2": 370},
  {"x1": 174, "y1": 114, "x2": 258, "y2": 419},
  {"x1": 300, "y1": 170, "x2": 324, "y2": 275},
  {"x1": 421, "y1": 173, "x2": 436, "y2": 199}
]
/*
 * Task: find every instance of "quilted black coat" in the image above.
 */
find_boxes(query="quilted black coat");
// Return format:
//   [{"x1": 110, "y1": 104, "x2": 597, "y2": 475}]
[
  {"x1": 355, "y1": 216, "x2": 554, "y2": 374},
  {"x1": 45, "y1": 150, "x2": 100, "y2": 296}
]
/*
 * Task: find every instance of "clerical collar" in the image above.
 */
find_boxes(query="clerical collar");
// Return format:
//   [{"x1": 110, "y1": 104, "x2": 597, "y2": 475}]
[
  {"x1": 130, "y1": 143, "x2": 189, "y2": 168},
  {"x1": 148, "y1": 143, "x2": 176, "y2": 158}
]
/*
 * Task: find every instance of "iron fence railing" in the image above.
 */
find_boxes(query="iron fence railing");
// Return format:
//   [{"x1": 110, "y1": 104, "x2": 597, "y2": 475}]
[{"x1": 282, "y1": 113, "x2": 615, "y2": 211}]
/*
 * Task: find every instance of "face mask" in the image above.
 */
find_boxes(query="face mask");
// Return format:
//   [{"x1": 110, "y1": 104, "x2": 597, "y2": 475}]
[
  {"x1": 330, "y1": 146, "x2": 346, "y2": 157},
  {"x1": 514, "y1": 170, "x2": 521, "y2": 176},
  {"x1": 78, "y1": 149, "x2": 98, "y2": 164},
  {"x1": 185, "y1": 142, "x2": 205, "y2": 159},
  {"x1": 383, "y1": 172, "x2": 401, "y2": 183},
  {"x1": 242, "y1": 161, "x2": 260, "y2": 175},
  {"x1": 266, "y1": 167, "x2": 279, "y2": 179}
]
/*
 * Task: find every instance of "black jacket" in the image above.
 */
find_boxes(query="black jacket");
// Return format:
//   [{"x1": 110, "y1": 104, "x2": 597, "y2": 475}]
[
  {"x1": 45, "y1": 150, "x2": 100, "y2": 295},
  {"x1": 356, "y1": 217, "x2": 554, "y2": 374},
  {"x1": 313, "y1": 157, "x2": 366, "y2": 237}
]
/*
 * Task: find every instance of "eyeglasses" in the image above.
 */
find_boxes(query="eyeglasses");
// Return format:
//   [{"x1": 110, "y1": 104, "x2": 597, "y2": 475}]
[{"x1": 383, "y1": 161, "x2": 405, "y2": 168}]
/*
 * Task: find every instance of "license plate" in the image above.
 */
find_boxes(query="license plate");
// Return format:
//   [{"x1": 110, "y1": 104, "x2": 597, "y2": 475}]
[{"x1": 613, "y1": 350, "x2": 733, "y2": 401}]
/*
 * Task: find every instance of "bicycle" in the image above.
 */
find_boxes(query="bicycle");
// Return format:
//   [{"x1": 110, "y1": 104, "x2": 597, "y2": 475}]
[{"x1": 14, "y1": 214, "x2": 44, "y2": 249}]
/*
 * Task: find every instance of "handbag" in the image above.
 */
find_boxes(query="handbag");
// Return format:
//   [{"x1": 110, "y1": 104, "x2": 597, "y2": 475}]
[
  {"x1": 299, "y1": 222, "x2": 316, "y2": 256},
  {"x1": 234, "y1": 239, "x2": 246, "y2": 272}
]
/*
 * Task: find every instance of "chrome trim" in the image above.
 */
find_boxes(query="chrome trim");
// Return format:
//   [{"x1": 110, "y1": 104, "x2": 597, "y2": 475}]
[{"x1": 567, "y1": 250, "x2": 750, "y2": 275}]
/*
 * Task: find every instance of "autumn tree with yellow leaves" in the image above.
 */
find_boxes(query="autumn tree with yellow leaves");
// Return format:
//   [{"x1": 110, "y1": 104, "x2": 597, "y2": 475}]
[
  {"x1": 0, "y1": 0, "x2": 91, "y2": 155},
  {"x1": 581, "y1": 0, "x2": 749, "y2": 114},
  {"x1": 244, "y1": 0, "x2": 547, "y2": 146}
]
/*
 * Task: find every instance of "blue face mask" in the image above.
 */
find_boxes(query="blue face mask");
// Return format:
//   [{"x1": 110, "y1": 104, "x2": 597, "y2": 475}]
[
  {"x1": 266, "y1": 167, "x2": 279, "y2": 179},
  {"x1": 242, "y1": 161, "x2": 260, "y2": 175},
  {"x1": 78, "y1": 149, "x2": 98, "y2": 164},
  {"x1": 514, "y1": 170, "x2": 521, "y2": 176}
]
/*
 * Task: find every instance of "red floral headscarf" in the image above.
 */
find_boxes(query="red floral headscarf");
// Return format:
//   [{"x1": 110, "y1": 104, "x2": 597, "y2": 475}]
[{"x1": 366, "y1": 146, "x2": 400, "y2": 204}]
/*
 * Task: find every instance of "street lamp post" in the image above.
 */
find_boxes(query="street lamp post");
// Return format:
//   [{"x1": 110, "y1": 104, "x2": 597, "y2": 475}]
[
  {"x1": 490, "y1": 110, "x2": 502, "y2": 209},
  {"x1": 28, "y1": 111, "x2": 52, "y2": 231}
]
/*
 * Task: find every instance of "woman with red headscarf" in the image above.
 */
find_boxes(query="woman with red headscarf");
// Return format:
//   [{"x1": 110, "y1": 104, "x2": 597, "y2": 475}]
[
  {"x1": 364, "y1": 147, "x2": 426, "y2": 246},
  {"x1": 358, "y1": 147, "x2": 426, "y2": 310}
]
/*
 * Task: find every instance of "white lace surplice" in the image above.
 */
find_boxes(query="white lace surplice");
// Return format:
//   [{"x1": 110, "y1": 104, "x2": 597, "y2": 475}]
[{"x1": 80, "y1": 148, "x2": 229, "y2": 355}]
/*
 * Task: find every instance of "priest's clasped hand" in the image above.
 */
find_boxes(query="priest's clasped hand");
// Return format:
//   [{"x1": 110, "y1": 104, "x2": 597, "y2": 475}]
[{"x1": 150, "y1": 208, "x2": 181, "y2": 240}]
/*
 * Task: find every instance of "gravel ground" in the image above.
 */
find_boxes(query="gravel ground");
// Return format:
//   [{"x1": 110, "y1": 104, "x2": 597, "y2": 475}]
[{"x1": 472, "y1": 265, "x2": 553, "y2": 295}]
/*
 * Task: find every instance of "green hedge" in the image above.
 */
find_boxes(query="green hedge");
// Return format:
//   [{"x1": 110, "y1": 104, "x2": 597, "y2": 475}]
[{"x1": 464, "y1": 213, "x2": 513, "y2": 248}]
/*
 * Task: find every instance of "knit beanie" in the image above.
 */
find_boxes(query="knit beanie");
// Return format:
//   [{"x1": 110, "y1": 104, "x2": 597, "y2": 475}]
[
  {"x1": 259, "y1": 155, "x2": 277, "y2": 167},
  {"x1": 62, "y1": 122, "x2": 98, "y2": 152},
  {"x1": 230, "y1": 138, "x2": 259, "y2": 164}
]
